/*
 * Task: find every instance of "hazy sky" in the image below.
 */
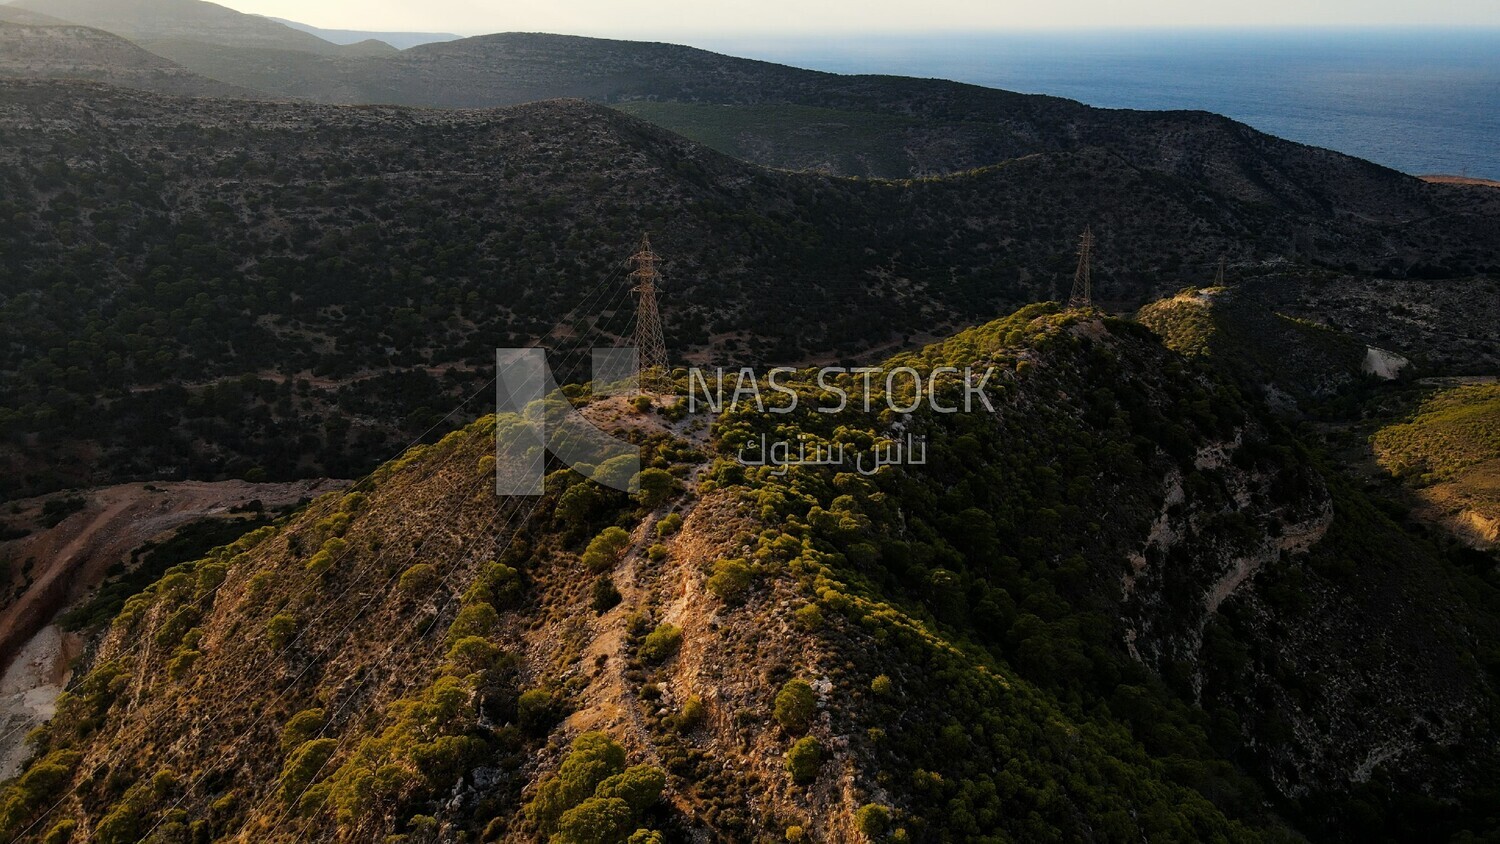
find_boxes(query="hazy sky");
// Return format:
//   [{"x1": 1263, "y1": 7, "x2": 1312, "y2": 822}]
[{"x1": 215, "y1": 0, "x2": 1500, "y2": 36}]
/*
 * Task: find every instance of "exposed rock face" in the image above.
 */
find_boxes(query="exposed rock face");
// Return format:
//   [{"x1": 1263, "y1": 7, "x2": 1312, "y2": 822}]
[
  {"x1": 1123, "y1": 429, "x2": 1334, "y2": 681},
  {"x1": 1363, "y1": 346, "x2": 1410, "y2": 380},
  {"x1": 0, "y1": 625, "x2": 83, "y2": 780}
]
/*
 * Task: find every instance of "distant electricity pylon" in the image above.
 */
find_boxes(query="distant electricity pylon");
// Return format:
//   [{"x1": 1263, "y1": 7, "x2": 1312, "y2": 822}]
[
  {"x1": 1214, "y1": 255, "x2": 1226, "y2": 286},
  {"x1": 1067, "y1": 227, "x2": 1094, "y2": 308},
  {"x1": 629, "y1": 233, "x2": 671, "y2": 393}
]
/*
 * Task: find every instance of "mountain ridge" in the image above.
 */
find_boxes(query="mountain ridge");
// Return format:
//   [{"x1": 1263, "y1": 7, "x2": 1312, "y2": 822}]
[
  {"x1": 0, "y1": 80, "x2": 1495, "y2": 501},
  {"x1": 3, "y1": 304, "x2": 1496, "y2": 841},
  {"x1": 0, "y1": 0, "x2": 1468, "y2": 202},
  {"x1": 0, "y1": 20, "x2": 258, "y2": 97},
  {"x1": 265, "y1": 15, "x2": 457, "y2": 50},
  {"x1": 10, "y1": 0, "x2": 378, "y2": 55}
]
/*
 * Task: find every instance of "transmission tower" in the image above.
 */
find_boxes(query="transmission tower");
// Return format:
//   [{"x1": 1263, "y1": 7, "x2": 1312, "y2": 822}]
[
  {"x1": 1214, "y1": 254, "x2": 1226, "y2": 286},
  {"x1": 1067, "y1": 227, "x2": 1095, "y2": 308},
  {"x1": 629, "y1": 233, "x2": 671, "y2": 393}
]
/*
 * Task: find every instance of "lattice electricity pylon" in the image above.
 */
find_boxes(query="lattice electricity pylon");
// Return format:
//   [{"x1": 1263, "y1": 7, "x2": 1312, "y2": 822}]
[
  {"x1": 629, "y1": 233, "x2": 671, "y2": 393},
  {"x1": 1214, "y1": 254, "x2": 1227, "y2": 286},
  {"x1": 1067, "y1": 227, "x2": 1095, "y2": 308}
]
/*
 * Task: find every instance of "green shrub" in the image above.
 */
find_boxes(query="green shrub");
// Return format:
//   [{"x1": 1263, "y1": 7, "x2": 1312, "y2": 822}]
[
  {"x1": 446, "y1": 602, "x2": 499, "y2": 644},
  {"x1": 40, "y1": 496, "x2": 84, "y2": 528},
  {"x1": 517, "y1": 688, "x2": 559, "y2": 734},
  {"x1": 629, "y1": 831, "x2": 666, "y2": 844},
  {"x1": 646, "y1": 544, "x2": 668, "y2": 562},
  {"x1": 773, "y1": 679, "x2": 817, "y2": 734},
  {"x1": 0, "y1": 750, "x2": 82, "y2": 835},
  {"x1": 594, "y1": 765, "x2": 665, "y2": 814},
  {"x1": 398, "y1": 563, "x2": 439, "y2": 596},
  {"x1": 634, "y1": 468, "x2": 679, "y2": 509},
  {"x1": 150, "y1": 769, "x2": 178, "y2": 799},
  {"x1": 785, "y1": 737, "x2": 823, "y2": 784},
  {"x1": 792, "y1": 603, "x2": 824, "y2": 631},
  {"x1": 870, "y1": 675, "x2": 893, "y2": 697},
  {"x1": 638, "y1": 624, "x2": 682, "y2": 663},
  {"x1": 304, "y1": 549, "x2": 334, "y2": 575},
  {"x1": 195, "y1": 562, "x2": 228, "y2": 594},
  {"x1": 676, "y1": 695, "x2": 706, "y2": 731},
  {"x1": 314, "y1": 513, "x2": 352, "y2": 540},
  {"x1": 407, "y1": 814, "x2": 439, "y2": 836},
  {"x1": 42, "y1": 819, "x2": 76, "y2": 844},
  {"x1": 524, "y1": 732, "x2": 627, "y2": 834},
  {"x1": 155, "y1": 605, "x2": 200, "y2": 648},
  {"x1": 655, "y1": 513, "x2": 683, "y2": 537},
  {"x1": 591, "y1": 576, "x2": 622, "y2": 613},
  {"x1": 856, "y1": 803, "x2": 892, "y2": 838},
  {"x1": 555, "y1": 796, "x2": 633, "y2": 844},
  {"x1": 444, "y1": 636, "x2": 502, "y2": 676},
  {"x1": 706, "y1": 558, "x2": 753, "y2": 604},
  {"x1": 278, "y1": 738, "x2": 338, "y2": 804},
  {"x1": 624, "y1": 611, "x2": 653, "y2": 637},
  {"x1": 265, "y1": 613, "x2": 297, "y2": 650},
  {"x1": 467, "y1": 562, "x2": 523, "y2": 608},
  {"x1": 92, "y1": 785, "x2": 148, "y2": 844},
  {"x1": 281, "y1": 708, "x2": 327, "y2": 754},
  {"x1": 305, "y1": 537, "x2": 347, "y2": 576},
  {"x1": 166, "y1": 649, "x2": 200, "y2": 681},
  {"x1": 582, "y1": 527, "x2": 632, "y2": 572}
]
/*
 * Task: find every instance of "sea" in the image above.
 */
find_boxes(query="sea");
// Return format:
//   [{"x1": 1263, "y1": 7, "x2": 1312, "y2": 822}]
[{"x1": 688, "y1": 29, "x2": 1500, "y2": 181}]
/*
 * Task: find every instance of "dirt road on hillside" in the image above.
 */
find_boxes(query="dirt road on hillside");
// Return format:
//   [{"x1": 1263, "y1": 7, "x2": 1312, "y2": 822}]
[{"x1": 0, "y1": 478, "x2": 345, "y2": 673}]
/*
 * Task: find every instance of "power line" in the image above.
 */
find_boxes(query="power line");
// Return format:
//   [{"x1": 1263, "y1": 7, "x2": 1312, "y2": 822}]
[
  {"x1": 629, "y1": 233, "x2": 671, "y2": 394},
  {"x1": 1068, "y1": 227, "x2": 1094, "y2": 308}
]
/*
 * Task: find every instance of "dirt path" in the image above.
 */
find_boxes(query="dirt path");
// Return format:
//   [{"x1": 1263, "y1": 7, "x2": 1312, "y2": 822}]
[
  {"x1": 562, "y1": 501, "x2": 682, "y2": 756},
  {"x1": 560, "y1": 400, "x2": 715, "y2": 813},
  {"x1": 0, "y1": 478, "x2": 345, "y2": 675}
]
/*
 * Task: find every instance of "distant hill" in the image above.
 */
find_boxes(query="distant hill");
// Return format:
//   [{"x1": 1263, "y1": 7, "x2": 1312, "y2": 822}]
[
  {"x1": 336, "y1": 37, "x2": 398, "y2": 57},
  {"x1": 0, "y1": 80, "x2": 1495, "y2": 499},
  {"x1": 83, "y1": 28, "x2": 1494, "y2": 228},
  {"x1": 0, "y1": 20, "x2": 255, "y2": 97},
  {"x1": 267, "y1": 15, "x2": 458, "y2": 50},
  {"x1": 0, "y1": 3, "x2": 70, "y2": 25},
  {"x1": 0, "y1": 4, "x2": 1488, "y2": 247},
  {"x1": 9, "y1": 0, "x2": 355, "y2": 54}
]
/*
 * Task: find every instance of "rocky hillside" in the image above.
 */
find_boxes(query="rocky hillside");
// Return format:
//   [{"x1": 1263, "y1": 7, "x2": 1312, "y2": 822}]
[
  {"x1": 0, "y1": 5, "x2": 70, "y2": 25},
  {"x1": 0, "y1": 20, "x2": 254, "y2": 97},
  {"x1": 0, "y1": 80, "x2": 1496, "y2": 500},
  {"x1": 1137, "y1": 285, "x2": 1371, "y2": 405},
  {"x1": 2, "y1": 305, "x2": 1496, "y2": 842},
  {"x1": 2, "y1": 0, "x2": 1495, "y2": 209},
  {"x1": 8, "y1": 0, "x2": 371, "y2": 54},
  {"x1": 1241, "y1": 273, "x2": 1500, "y2": 378}
]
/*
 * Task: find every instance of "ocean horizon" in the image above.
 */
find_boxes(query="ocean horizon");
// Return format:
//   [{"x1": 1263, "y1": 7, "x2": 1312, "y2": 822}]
[{"x1": 685, "y1": 28, "x2": 1500, "y2": 181}]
